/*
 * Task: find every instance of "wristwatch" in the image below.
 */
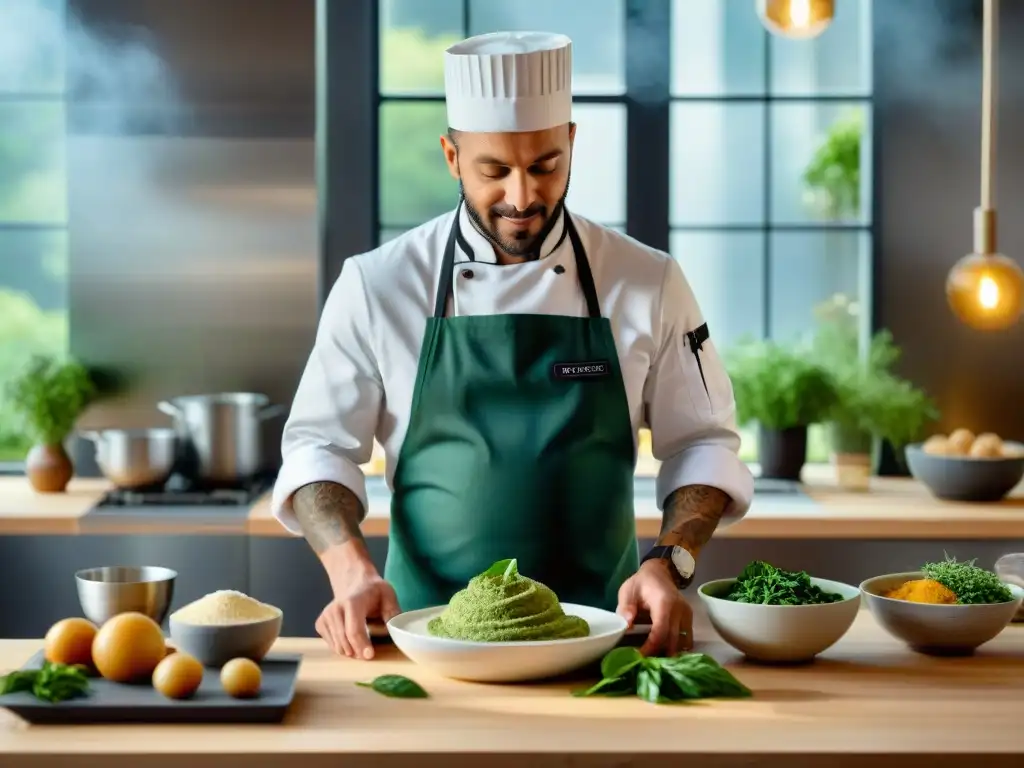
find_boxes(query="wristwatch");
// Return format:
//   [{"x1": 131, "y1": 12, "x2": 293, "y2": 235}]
[{"x1": 640, "y1": 545, "x2": 696, "y2": 590}]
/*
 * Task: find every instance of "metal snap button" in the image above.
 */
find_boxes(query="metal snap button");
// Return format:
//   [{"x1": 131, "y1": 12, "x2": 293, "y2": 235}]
[
  {"x1": 461, "y1": 269, "x2": 474, "y2": 279},
  {"x1": 553, "y1": 265, "x2": 566, "y2": 275}
]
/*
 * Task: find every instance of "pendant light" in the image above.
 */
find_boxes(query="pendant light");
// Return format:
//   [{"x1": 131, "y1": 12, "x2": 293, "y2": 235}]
[
  {"x1": 946, "y1": 0, "x2": 1024, "y2": 331},
  {"x1": 757, "y1": 0, "x2": 834, "y2": 39}
]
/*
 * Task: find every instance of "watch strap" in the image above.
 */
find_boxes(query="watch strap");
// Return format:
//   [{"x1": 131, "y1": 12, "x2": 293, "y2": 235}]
[{"x1": 640, "y1": 545, "x2": 694, "y2": 589}]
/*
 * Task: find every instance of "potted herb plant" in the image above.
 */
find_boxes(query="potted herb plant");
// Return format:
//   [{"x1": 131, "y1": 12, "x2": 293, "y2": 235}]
[
  {"x1": 726, "y1": 339, "x2": 837, "y2": 481},
  {"x1": 4, "y1": 355, "x2": 97, "y2": 492},
  {"x1": 811, "y1": 295, "x2": 940, "y2": 485},
  {"x1": 803, "y1": 108, "x2": 863, "y2": 222}
]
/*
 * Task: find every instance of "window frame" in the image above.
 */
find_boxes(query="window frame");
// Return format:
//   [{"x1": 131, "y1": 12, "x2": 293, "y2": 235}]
[
  {"x1": 355, "y1": 0, "x2": 876, "y2": 469},
  {"x1": 0, "y1": 95, "x2": 69, "y2": 475}
]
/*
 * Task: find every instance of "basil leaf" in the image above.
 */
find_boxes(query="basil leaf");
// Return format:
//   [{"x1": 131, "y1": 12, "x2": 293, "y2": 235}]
[
  {"x1": 660, "y1": 654, "x2": 752, "y2": 699},
  {"x1": 32, "y1": 662, "x2": 91, "y2": 703},
  {"x1": 356, "y1": 674, "x2": 428, "y2": 699},
  {"x1": 481, "y1": 559, "x2": 515, "y2": 578},
  {"x1": 2, "y1": 663, "x2": 91, "y2": 703},
  {"x1": 572, "y1": 675, "x2": 635, "y2": 698},
  {"x1": 636, "y1": 666, "x2": 662, "y2": 704},
  {"x1": 600, "y1": 647, "x2": 644, "y2": 680},
  {"x1": 0, "y1": 670, "x2": 37, "y2": 696}
]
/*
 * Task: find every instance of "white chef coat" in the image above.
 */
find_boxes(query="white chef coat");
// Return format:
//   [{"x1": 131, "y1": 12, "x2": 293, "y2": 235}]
[{"x1": 271, "y1": 205, "x2": 755, "y2": 534}]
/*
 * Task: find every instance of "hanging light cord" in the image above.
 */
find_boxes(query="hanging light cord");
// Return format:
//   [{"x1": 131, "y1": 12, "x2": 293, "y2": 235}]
[
  {"x1": 975, "y1": 0, "x2": 998, "y2": 255},
  {"x1": 981, "y1": 0, "x2": 997, "y2": 211}
]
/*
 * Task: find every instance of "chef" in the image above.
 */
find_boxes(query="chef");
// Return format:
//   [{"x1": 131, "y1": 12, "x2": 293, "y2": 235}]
[{"x1": 271, "y1": 31, "x2": 754, "y2": 660}]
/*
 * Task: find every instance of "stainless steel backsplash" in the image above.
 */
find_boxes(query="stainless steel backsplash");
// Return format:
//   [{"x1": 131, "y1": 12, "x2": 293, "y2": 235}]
[{"x1": 65, "y1": 0, "x2": 317, "y2": 471}]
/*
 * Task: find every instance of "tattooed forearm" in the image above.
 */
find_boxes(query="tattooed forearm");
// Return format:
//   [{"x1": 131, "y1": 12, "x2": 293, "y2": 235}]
[
  {"x1": 657, "y1": 484, "x2": 730, "y2": 559},
  {"x1": 292, "y1": 482, "x2": 366, "y2": 554}
]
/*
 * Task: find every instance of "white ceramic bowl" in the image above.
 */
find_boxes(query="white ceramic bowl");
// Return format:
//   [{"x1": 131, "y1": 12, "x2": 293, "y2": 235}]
[
  {"x1": 698, "y1": 577, "x2": 861, "y2": 663},
  {"x1": 386, "y1": 603, "x2": 627, "y2": 683},
  {"x1": 860, "y1": 571, "x2": 1024, "y2": 655}
]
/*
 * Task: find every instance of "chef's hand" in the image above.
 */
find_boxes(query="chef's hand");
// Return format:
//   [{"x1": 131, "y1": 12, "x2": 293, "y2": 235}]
[
  {"x1": 616, "y1": 559, "x2": 694, "y2": 657},
  {"x1": 317, "y1": 557, "x2": 400, "y2": 660}
]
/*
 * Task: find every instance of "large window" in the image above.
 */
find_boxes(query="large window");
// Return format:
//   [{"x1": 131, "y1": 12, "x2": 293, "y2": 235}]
[
  {"x1": 370, "y1": 0, "x2": 874, "y2": 476},
  {"x1": 0, "y1": 0, "x2": 70, "y2": 463},
  {"x1": 376, "y1": 0, "x2": 628, "y2": 239},
  {"x1": 669, "y1": 0, "x2": 873, "y2": 464}
]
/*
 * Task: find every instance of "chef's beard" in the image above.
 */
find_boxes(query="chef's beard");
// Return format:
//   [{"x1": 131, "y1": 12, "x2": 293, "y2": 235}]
[{"x1": 460, "y1": 174, "x2": 571, "y2": 261}]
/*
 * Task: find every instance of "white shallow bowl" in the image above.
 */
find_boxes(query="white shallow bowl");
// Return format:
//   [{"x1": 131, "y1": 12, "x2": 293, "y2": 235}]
[
  {"x1": 860, "y1": 571, "x2": 1024, "y2": 656},
  {"x1": 386, "y1": 603, "x2": 627, "y2": 683},
  {"x1": 698, "y1": 577, "x2": 861, "y2": 663}
]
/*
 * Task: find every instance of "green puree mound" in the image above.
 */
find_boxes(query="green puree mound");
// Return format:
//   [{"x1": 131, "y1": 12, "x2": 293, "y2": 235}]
[{"x1": 427, "y1": 559, "x2": 590, "y2": 642}]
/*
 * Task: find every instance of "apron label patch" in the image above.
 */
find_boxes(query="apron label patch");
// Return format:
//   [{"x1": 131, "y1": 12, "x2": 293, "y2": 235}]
[{"x1": 552, "y1": 360, "x2": 612, "y2": 380}]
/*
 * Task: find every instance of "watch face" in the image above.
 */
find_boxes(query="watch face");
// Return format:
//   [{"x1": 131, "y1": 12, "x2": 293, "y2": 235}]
[{"x1": 670, "y1": 546, "x2": 696, "y2": 579}]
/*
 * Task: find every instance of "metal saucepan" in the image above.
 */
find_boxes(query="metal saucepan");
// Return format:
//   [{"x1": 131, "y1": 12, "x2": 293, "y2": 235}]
[
  {"x1": 157, "y1": 392, "x2": 287, "y2": 487},
  {"x1": 80, "y1": 428, "x2": 179, "y2": 490}
]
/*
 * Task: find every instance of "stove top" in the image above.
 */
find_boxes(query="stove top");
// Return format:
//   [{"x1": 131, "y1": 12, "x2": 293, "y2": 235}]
[{"x1": 95, "y1": 473, "x2": 276, "y2": 509}]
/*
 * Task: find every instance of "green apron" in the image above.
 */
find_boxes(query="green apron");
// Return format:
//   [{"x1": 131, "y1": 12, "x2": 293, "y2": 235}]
[{"x1": 385, "y1": 206, "x2": 639, "y2": 612}]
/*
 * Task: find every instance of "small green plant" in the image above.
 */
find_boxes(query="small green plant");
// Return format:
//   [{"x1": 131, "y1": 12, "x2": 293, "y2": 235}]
[
  {"x1": 803, "y1": 109, "x2": 863, "y2": 220},
  {"x1": 3, "y1": 355, "x2": 97, "y2": 447},
  {"x1": 726, "y1": 339, "x2": 837, "y2": 430},
  {"x1": 810, "y1": 295, "x2": 939, "y2": 455}
]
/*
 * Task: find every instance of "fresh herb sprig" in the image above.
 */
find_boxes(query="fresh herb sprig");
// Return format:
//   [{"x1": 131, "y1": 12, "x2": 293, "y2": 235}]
[
  {"x1": 574, "y1": 647, "x2": 751, "y2": 705},
  {"x1": 0, "y1": 661, "x2": 91, "y2": 703},
  {"x1": 724, "y1": 560, "x2": 843, "y2": 606},
  {"x1": 356, "y1": 674, "x2": 428, "y2": 699},
  {"x1": 922, "y1": 555, "x2": 1013, "y2": 605}
]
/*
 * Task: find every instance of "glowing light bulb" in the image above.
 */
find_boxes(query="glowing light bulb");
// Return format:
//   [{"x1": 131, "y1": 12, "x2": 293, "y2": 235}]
[
  {"x1": 946, "y1": 252, "x2": 1024, "y2": 331},
  {"x1": 978, "y1": 275, "x2": 999, "y2": 309},
  {"x1": 757, "y1": 0, "x2": 834, "y2": 39},
  {"x1": 790, "y1": 0, "x2": 810, "y2": 28}
]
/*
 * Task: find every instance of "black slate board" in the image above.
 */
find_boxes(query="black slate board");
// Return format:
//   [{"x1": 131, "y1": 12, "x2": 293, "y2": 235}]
[{"x1": 0, "y1": 651, "x2": 301, "y2": 725}]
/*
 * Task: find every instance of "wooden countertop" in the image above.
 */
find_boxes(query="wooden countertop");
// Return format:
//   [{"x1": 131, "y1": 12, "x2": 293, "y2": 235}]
[
  {"x1": 2, "y1": 611, "x2": 1023, "y2": 767},
  {"x1": 2, "y1": 469, "x2": 1024, "y2": 540}
]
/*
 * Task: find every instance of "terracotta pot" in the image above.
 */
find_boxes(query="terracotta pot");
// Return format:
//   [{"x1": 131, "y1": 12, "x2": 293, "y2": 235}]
[
  {"x1": 26, "y1": 443, "x2": 74, "y2": 493},
  {"x1": 831, "y1": 452, "x2": 872, "y2": 491}
]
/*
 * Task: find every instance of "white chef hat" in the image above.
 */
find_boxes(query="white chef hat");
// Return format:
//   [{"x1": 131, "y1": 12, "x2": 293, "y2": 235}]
[{"x1": 444, "y1": 31, "x2": 573, "y2": 133}]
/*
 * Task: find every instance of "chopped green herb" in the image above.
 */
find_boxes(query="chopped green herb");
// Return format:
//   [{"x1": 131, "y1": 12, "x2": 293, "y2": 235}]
[
  {"x1": 356, "y1": 674, "x2": 428, "y2": 699},
  {"x1": 574, "y1": 647, "x2": 751, "y2": 704},
  {"x1": 921, "y1": 555, "x2": 1014, "y2": 605},
  {"x1": 723, "y1": 560, "x2": 843, "y2": 605},
  {"x1": 0, "y1": 661, "x2": 91, "y2": 703}
]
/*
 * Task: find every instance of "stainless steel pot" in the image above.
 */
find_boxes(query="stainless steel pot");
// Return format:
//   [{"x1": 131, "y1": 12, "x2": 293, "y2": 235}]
[
  {"x1": 80, "y1": 428, "x2": 178, "y2": 489},
  {"x1": 157, "y1": 392, "x2": 286, "y2": 486}
]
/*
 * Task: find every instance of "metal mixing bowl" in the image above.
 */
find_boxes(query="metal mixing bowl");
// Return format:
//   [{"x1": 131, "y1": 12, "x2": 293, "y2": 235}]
[
  {"x1": 75, "y1": 565, "x2": 177, "y2": 627},
  {"x1": 81, "y1": 428, "x2": 178, "y2": 490}
]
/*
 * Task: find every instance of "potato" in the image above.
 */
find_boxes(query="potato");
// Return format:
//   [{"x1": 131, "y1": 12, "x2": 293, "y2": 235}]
[
  {"x1": 91, "y1": 612, "x2": 166, "y2": 683},
  {"x1": 44, "y1": 618, "x2": 98, "y2": 667},
  {"x1": 221, "y1": 657, "x2": 262, "y2": 699},
  {"x1": 970, "y1": 432, "x2": 1004, "y2": 458},
  {"x1": 153, "y1": 652, "x2": 204, "y2": 700},
  {"x1": 947, "y1": 428, "x2": 975, "y2": 455},
  {"x1": 923, "y1": 435, "x2": 952, "y2": 455}
]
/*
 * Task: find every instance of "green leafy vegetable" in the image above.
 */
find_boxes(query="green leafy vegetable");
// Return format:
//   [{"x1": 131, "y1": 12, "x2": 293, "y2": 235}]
[
  {"x1": 575, "y1": 647, "x2": 751, "y2": 704},
  {"x1": 724, "y1": 339, "x2": 838, "y2": 431},
  {"x1": 921, "y1": 555, "x2": 1013, "y2": 605},
  {"x1": 0, "y1": 661, "x2": 91, "y2": 703},
  {"x1": 4, "y1": 355, "x2": 97, "y2": 446},
  {"x1": 481, "y1": 558, "x2": 515, "y2": 579},
  {"x1": 356, "y1": 674, "x2": 428, "y2": 699},
  {"x1": 600, "y1": 646, "x2": 645, "y2": 679},
  {"x1": 724, "y1": 560, "x2": 844, "y2": 606}
]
